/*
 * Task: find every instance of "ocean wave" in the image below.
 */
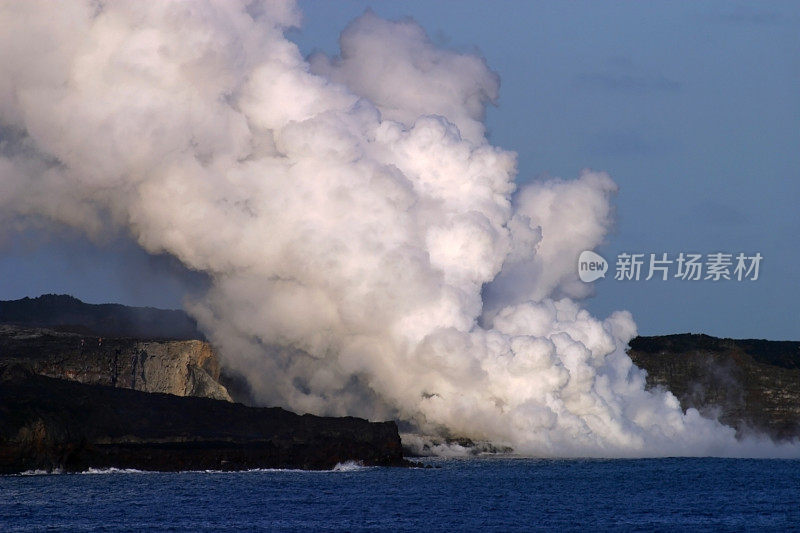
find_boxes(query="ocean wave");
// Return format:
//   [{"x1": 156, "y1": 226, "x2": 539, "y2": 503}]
[
  {"x1": 12, "y1": 463, "x2": 373, "y2": 476},
  {"x1": 80, "y1": 468, "x2": 149, "y2": 475},
  {"x1": 19, "y1": 468, "x2": 63, "y2": 476},
  {"x1": 332, "y1": 461, "x2": 367, "y2": 472}
]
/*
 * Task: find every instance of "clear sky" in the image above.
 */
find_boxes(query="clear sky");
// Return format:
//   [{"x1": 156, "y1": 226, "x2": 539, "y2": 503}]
[{"x1": 1, "y1": 1, "x2": 797, "y2": 340}]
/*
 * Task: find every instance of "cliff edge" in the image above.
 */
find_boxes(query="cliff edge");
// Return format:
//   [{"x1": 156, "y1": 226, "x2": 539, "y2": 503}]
[
  {"x1": 0, "y1": 366, "x2": 408, "y2": 473},
  {"x1": 0, "y1": 324, "x2": 232, "y2": 401},
  {"x1": 629, "y1": 334, "x2": 800, "y2": 440}
]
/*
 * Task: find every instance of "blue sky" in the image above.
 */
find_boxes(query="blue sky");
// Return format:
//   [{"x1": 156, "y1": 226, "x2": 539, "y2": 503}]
[{"x1": 1, "y1": 1, "x2": 797, "y2": 340}]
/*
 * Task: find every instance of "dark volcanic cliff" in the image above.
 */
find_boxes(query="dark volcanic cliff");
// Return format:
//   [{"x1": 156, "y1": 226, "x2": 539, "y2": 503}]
[
  {"x1": 0, "y1": 295, "x2": 408, "y2": 472},
  {"x1": 629, "y1": 334, "x2": 800, "y2": 440},
  {"x1": 0, "y1": 324, "x2": 232, "y2": 401},
  {"x1": 0, "y1": 366, "x2": 407, "y2": 474}
]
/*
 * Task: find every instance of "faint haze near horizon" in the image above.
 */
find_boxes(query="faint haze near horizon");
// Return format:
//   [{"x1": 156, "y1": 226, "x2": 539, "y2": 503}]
[{"x1": 0, "y1": 0, "x2": 798, "y2": 340}]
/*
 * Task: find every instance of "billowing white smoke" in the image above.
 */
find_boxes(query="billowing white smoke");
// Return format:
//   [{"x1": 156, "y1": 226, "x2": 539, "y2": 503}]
[{"x1": 0, "y1": 1, "x2": 793, "y2": 456}]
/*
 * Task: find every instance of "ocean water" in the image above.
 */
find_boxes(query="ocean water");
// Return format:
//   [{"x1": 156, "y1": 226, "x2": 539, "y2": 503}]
[{"x1": 2, "y1": 457, "x2": 799, "y2": 531}]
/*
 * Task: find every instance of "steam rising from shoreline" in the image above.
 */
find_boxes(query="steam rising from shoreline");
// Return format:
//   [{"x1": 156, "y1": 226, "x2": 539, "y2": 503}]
[{"x1": 0, "y1": 1, "x2": 796, "y2": 457}]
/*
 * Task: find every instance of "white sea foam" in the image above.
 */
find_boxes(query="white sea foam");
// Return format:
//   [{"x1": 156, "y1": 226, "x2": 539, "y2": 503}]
[
  {"x1": 80, "y1": 468, "x2": 148, "y2": 475},
  {"x1": 18, "y1": 468, "x2": 62, "y2": 476},
  {"x1": 332, "y1": 461, "x2": 368, "y2": 472}
]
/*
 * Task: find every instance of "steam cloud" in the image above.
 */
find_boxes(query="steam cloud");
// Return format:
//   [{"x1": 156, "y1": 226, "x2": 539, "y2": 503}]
[{"x1": 0, "y1": 0, "x2": 795, "y2": 457}]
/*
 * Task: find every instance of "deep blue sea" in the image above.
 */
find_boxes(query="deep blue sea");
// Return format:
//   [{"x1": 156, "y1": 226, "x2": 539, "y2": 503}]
[{"x1": 2, "y1": 457, "x2": 800, "y2": 531}]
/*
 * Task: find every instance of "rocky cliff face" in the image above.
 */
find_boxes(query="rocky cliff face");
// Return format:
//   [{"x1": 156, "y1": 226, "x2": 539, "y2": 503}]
[
  {"x1": 0, "y1": 367, "x2": 408, "y2": 473},
  {"x1": 0, "y1": 296, "x2": 410, "y2": 473},
  {"x1": 0, "y1": 325, "x2": 231, "y2": 401},
  {"x1": 628, "y1": 334, "x2": 800, "y2": 440}
]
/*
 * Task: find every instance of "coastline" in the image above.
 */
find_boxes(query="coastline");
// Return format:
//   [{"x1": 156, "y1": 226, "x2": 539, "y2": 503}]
[{"x1": 0, "y1": 368, "x2": 410, "y2": 474}]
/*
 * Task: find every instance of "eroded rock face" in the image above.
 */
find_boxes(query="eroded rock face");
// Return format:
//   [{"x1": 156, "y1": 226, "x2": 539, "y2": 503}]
[
  {"x1": 0, "y1": 297, "x2": 410, "y2": 473},
  {"x1": 628, "y1": 334, "x2": 800, "y2": 440},
  {"x1": 0, "y1": 369, "x2": 408, "y2": 473},
  {"x1": 0, "y1": 325, "x2": 231, "y2": 401}
]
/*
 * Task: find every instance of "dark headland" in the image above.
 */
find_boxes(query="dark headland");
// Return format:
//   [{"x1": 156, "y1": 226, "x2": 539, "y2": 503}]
[
  {"x1": 0, "y1": 295, "x2": 409, "y2": 473},
  {"x1": 628, "y1": 334, "x2": 800, "y2": 440},
  {"x1": 0, "y1": 367, "x2": 406, "y2": 474},
  {"x1": 1, "y1": 295, "x2": 799, "y2": 473}
]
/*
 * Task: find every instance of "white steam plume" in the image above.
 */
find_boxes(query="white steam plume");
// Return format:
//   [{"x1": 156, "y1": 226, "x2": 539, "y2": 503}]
[{"x1": 0, "y1": 1, "x2": 795, "y2": 457}]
